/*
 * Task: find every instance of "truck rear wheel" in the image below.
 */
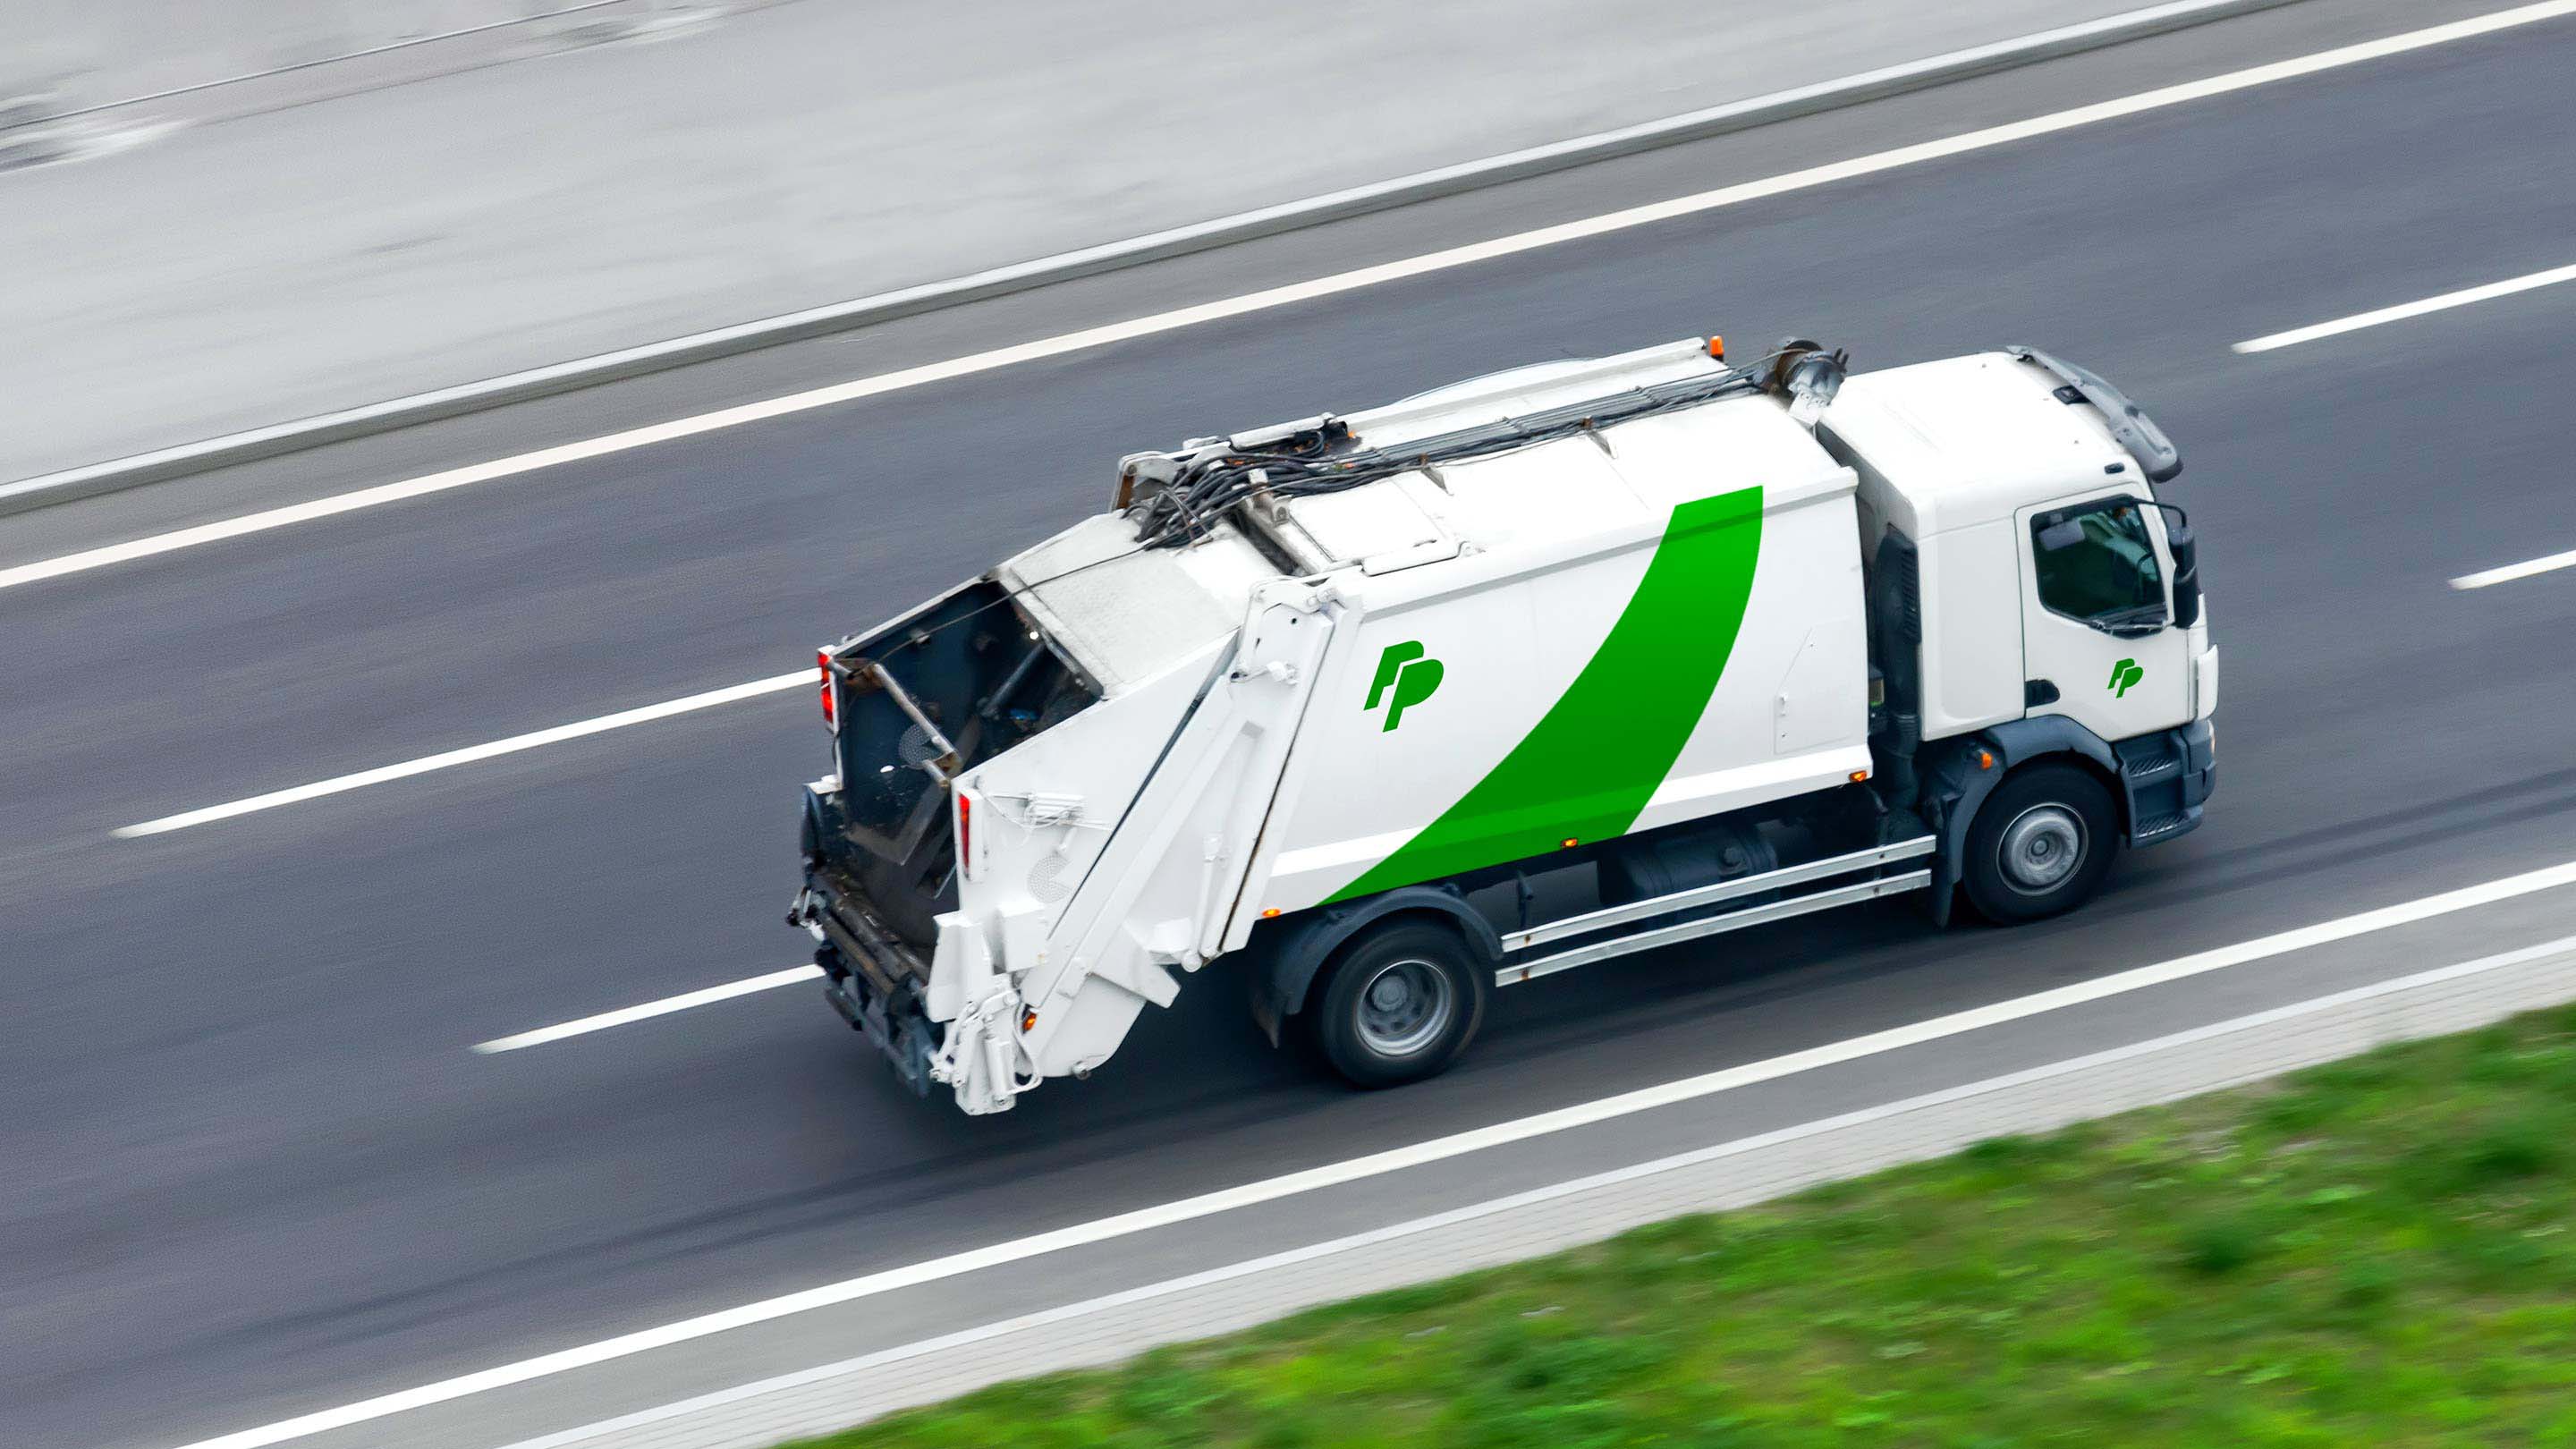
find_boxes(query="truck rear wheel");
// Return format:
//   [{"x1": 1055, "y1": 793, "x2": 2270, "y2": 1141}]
[
  {"x1": 1962, "y1": 761, "x2": 2119, "y2": 923},
  {"x1": 1305, "y1": 920, "x2": 1488, "y2": 1089}
]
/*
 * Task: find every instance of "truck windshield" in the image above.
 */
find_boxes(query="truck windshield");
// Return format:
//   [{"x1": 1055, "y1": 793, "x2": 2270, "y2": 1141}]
[{"x1": 2033, "y1": 500, "x2": 2165, "y2": 623}]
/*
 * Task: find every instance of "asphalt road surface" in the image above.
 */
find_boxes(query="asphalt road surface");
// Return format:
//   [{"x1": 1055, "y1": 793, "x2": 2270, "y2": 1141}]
[{"x1": 6, "y1": 6, "x2": 2576, "y2": 1447}]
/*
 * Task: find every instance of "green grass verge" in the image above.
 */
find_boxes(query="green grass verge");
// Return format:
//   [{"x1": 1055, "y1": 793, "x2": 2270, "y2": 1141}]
[{"x1": 792, "y1": 1005, "x2": 2576, "y2": 1448}]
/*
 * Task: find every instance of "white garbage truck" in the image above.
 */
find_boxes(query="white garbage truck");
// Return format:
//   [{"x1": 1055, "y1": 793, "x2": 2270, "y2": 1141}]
[{"x1": 791, "y1": 337, "x2": 2217, "y2": 1114}]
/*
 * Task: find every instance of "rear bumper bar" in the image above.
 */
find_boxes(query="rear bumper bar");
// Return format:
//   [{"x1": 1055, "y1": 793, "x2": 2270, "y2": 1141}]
[{"x1": 789, "y1": 863, "x2": 942, "y2": 1097}]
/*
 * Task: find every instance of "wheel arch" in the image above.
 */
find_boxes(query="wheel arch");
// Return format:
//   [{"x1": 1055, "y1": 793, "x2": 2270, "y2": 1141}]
[
  {"x1": 1239, "y1": 886, "x2": 1500, "y2": 1046},
  {"x1": 1923, "y1": 716, "x2": 2123, "y2": 925}
]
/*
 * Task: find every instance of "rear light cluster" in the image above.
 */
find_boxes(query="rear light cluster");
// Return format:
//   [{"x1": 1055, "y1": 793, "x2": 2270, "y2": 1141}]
[
  {"x1": 818, "y1": 649, "x2": 837, "y2": 729},
  {"x1": 955, "y1": 789, "x2": 973, "y2": 879}
]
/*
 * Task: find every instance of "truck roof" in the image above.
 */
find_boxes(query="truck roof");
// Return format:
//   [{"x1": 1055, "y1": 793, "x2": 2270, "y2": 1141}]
[
  {"x1": 995, "y1": 339, "x2": 1858, "y2": 692},
  {"x1": 1243, "y1": 339, "x2": 1852, "y2": 572},
  {"x1": 1260, "y1": 392, "x2": 1847, "y2": 572},
  {"x1": 1818, "y1": 352, "x2": 2139, "y2": 537}
]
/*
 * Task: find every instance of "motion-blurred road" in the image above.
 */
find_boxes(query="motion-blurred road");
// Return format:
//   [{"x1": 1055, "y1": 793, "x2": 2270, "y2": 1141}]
[{"x1": 5, "y1": 9, "x2": 2574, "y2": 1448}]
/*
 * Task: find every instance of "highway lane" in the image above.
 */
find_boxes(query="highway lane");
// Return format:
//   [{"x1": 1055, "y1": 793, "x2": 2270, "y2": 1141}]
[{"x1": 7, "y1": 17, "x2": 2576, "y2": 1447}]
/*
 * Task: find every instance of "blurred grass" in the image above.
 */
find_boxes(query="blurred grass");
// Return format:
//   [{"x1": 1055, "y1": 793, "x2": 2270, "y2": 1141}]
[{"x1": 790, "y1": 1004, "x2": 2576, "y2": 1448}]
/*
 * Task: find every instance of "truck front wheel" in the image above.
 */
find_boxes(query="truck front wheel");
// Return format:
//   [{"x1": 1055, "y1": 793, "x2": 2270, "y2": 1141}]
[
  {"x1": 1962, "y1": 761, "x2": 2120, "y2": 923},
  {"x1": 1305, "y1": 920, "x2": 1489, "y2": 1089}
]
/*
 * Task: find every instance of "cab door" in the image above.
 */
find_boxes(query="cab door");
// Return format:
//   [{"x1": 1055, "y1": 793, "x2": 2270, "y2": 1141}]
[{"x1": 2014, "y1": 489, "x2": 2191, "y2": 743}]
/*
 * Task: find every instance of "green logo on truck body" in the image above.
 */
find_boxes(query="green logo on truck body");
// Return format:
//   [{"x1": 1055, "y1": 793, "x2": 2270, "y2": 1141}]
[
  {"x1": 2108, "y1": 657, "x2": 2144, "y2": 698},
  {"x1": 1328, "y1": 487, "x2": 1765, "y2": 902},
  {"x1": 1364, "y1": 640, "x2": 1445, "y2": 731}
]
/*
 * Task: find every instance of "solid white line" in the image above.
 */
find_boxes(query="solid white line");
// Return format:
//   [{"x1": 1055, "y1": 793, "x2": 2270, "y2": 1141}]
[
  {"x1": 165, "y1": 853, "x2": 2576, "y2": 1449},
  {"x1": 113, "y1": 671, "x2": 808, "y2": 838},
  {"x1": 16, "y1": 1, "x2": 2576, "y2": 598},
  {"x1": 2451, "y1": 547, "x2": 2576, "y2": 590},
  {"x1": 493, "y1": 932, "x2": 2576, "y2": 1449},
  {"x1": 2233, "y1": 260, "x2": 2576, "y2": 352},
  {"x1": 470, "y1": 966, "x2": 825, "y2": 1054}
]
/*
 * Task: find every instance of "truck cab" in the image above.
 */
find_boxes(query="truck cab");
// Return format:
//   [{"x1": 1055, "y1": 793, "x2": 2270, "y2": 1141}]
[
  {"x1": 1823, "y1": 349, "x2": 2213, "y2": 752},
  {"x1": 1819, "y1": 348, "x2": 2217, "y2": 897}
]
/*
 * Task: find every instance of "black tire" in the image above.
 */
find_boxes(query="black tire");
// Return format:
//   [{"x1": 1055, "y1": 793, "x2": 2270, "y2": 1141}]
[
  {"x1": 1961, "y1": 761, "x2": 2120, "y2": 924},
  {"x1": 1303, "y1": 919, "x2": 1489, "y2": 1089}
]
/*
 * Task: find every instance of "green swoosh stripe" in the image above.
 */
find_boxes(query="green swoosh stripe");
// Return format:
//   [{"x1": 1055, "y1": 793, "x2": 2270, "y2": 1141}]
[{"x1": 1328, "y1": 486, "x2": 1765, "y2": 902}]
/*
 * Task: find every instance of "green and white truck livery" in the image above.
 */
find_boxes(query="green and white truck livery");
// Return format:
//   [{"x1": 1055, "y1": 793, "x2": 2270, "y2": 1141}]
[{"x1": 791, "y1": 337, "x2": 2217, "y2": 1114}]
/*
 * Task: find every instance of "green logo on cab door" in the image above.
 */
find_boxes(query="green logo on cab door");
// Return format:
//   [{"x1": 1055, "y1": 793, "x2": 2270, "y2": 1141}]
[
  {"x1": 2108, "y1": 657, "x2": 2144, "y2": 698},
  {"x1": 1364, "y1": 641, "x2": 1445, "y2": 731}
]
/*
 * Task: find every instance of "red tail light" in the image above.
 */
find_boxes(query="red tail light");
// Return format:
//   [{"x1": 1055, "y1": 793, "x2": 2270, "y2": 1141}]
[
  {"x1": 955, "y1": 790, "x2": 973, "y2": 878},
  {"x1": 818, "y1": 649, "x2": 837, "y2": 729}
]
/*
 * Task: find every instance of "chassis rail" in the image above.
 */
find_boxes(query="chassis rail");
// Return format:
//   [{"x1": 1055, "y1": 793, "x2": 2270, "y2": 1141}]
[{"x1": 1497, "y1": 837, "x2": 1936, "y2": 987}]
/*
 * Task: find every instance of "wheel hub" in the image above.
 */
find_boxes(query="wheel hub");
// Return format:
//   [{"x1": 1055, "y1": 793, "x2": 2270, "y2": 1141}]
[
  {"x1": 1354, "y1": 958, "x2": 1454, "y2": 1056},
  {"x1": 1998, "y1": 804, "x2": 2086, "y2": 894}
]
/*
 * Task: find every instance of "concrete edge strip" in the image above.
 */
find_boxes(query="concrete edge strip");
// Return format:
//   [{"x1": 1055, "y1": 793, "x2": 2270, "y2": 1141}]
[
  {"x1": 16, "y1": 1, "x2": 633, "y2": 128},
  {"x1": 500, "y1": 934, "x2": 2576, "y2": 1449},
  {"x1": 0, "y1": 0, "x2": 2301, "y2": 518}
]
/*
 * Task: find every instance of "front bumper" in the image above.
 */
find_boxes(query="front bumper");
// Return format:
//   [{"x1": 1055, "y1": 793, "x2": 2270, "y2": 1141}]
[{"x1": 2180, "y1": 716, "x2": 2216, "y2": 809}]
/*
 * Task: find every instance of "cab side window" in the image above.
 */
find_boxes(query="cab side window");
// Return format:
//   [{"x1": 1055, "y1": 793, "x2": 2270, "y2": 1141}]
[{"x1": 2032, "y1": 499, "x2": 2164, "y2": 623}]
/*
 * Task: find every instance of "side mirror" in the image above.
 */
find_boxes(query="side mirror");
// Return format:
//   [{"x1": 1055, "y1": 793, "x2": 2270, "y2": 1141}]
[{"x1": 2165, "y1": 519, "x2": 2201, "y2": 629}]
